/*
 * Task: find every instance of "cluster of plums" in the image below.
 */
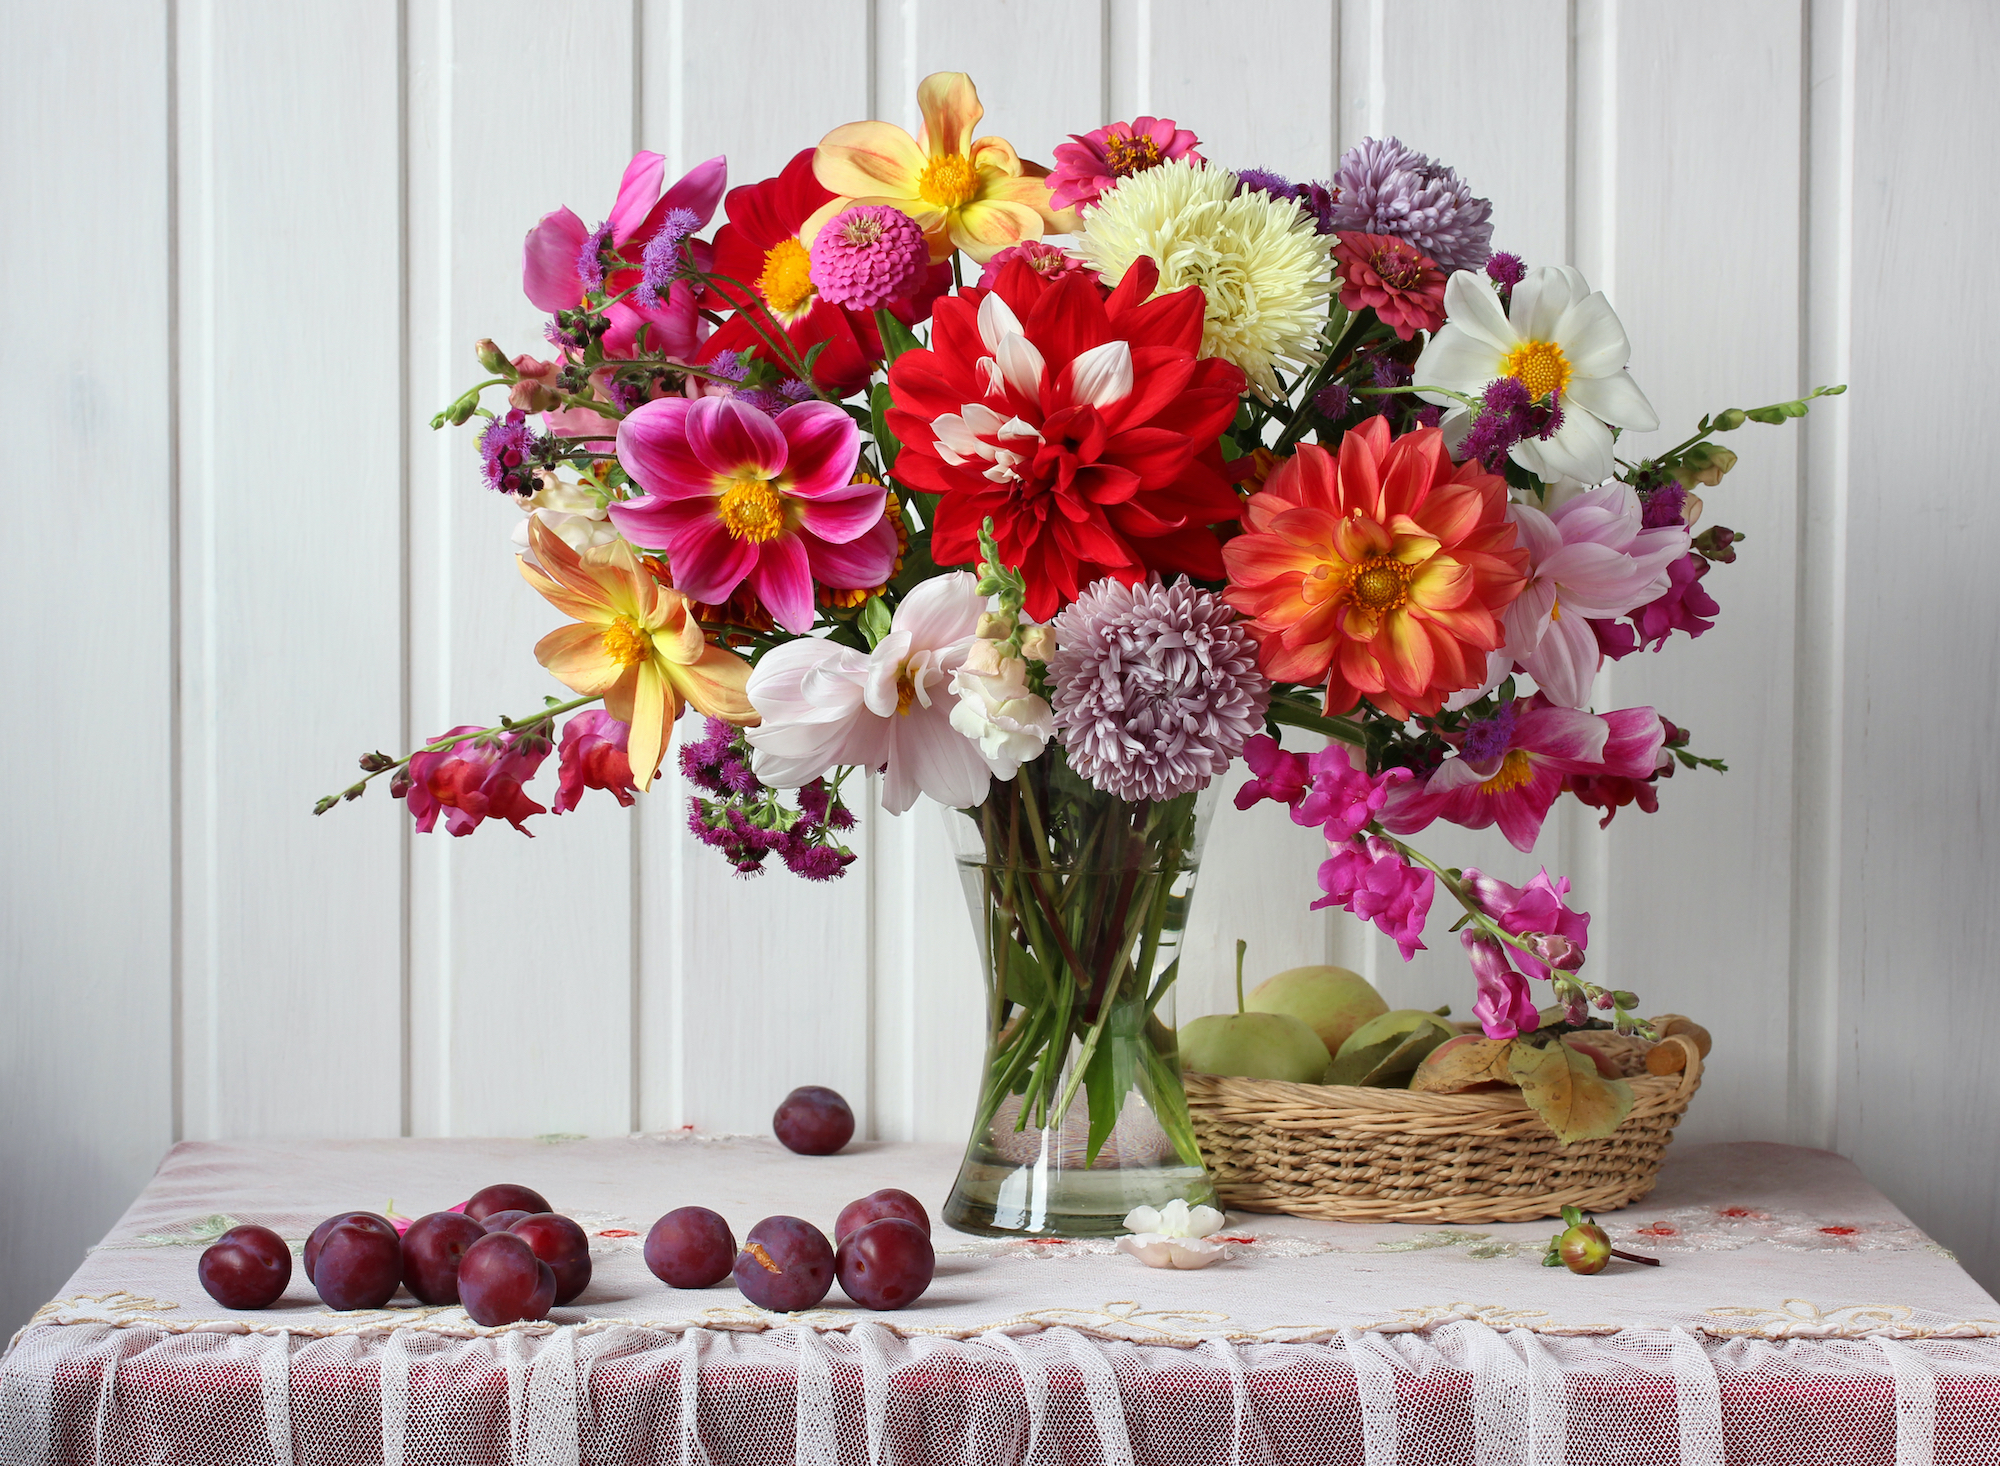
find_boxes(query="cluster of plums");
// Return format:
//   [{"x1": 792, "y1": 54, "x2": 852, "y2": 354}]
[
  {"x1": 198, "y1": 1183, "x2": 588, "y2": 1326},
  {"x1": 651, "y1": 1187, "x2": 934, "y2": 1312}
]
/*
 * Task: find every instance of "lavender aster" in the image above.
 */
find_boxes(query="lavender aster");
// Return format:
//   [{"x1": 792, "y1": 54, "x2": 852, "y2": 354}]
[
  {"x1": 1330, "y1": 136, "x2": 1493, "y2": 274},
  {"x1": 1047, "y1": 579, "x2": 1270, "y2": 802},
  {"x1": 636, "y1": 207, "x2": 701, "y2": 306}
]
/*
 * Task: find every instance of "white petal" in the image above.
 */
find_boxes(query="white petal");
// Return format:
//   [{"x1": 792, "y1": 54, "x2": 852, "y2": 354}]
[
  {"x1": 1413, "y1": 327, "x2": 1506, "y2": 403},
  {"x1": 1566, "y1": 369, "x2": 1660, "y2": 433},
  {"x1": 1441, "y1": 269, "x2": 1517, "y2": 353},
  {"x1": 1123, "y1": 1205, "x2": 1163, "y2": 1234},
  {"x1": 977, "y1": 291, "x2": 1025, "y2": 353},
  {"x1": 1186, "y1": 1204, "x2": 1226, "y2": 1239},
  {"x1": 931, "y1": 412, "x2": 984, "y2": 463},
  {"x1": 1513, "y1": 410, "x2": 1615, "y2": 485},
  {"x1": 1068, "y1": 339, "x2": 1135, "y2": 408},
  {"x1": 891, "y1": 571, "x2": 988, "y2": 654},
  {"x1": 1511, "y1": 264, "x2": 1589, "y2": 343},
  {"x1": 995, "y1": 416, "x2": 1042, "y2": 444},
  {"x1": 1552, "y1": 291, "x2": 1632, "y2": 378},
  {"x1": 1515, "y1": 612, "x2": 1601, "y2": 709},
  {"x1": 994, "y1": 331, "x2": 1046, "y2": 400}
]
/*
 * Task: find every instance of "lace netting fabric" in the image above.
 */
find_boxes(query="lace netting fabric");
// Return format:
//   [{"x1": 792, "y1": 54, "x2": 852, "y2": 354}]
[{"x1": 4, "y1": 1136, "x2": 1997, "y2": 1465}]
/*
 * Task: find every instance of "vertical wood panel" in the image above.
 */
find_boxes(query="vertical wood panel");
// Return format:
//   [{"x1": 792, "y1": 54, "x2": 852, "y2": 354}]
[
  {"x1": 175, "y1": 0, "x2": 406, "y2": 1138},
  {"x1": 0, "y1": 0, "x2": 177, "y2": 1332},
  {"x1": 403, "y1": 0, "x2": 641, "y2": 1140},
  {"x1": 1837, "y1": 0, "x2": 2000, "y2": 1288}
]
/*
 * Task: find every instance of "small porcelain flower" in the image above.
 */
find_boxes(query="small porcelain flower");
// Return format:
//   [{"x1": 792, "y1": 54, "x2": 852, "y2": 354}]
[{"x1": 1116, "y1": 1200, "x2": 1231, "y2": 1269}]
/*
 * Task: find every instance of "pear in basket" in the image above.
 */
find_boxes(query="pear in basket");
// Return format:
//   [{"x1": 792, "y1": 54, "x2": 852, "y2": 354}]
[{"x1": 1243, "y1": 965, "x2": 1387, "y2": 1059}]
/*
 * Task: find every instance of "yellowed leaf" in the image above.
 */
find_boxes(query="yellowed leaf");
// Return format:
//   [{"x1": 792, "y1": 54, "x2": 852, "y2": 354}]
[
  {"x1": 1508, "y1": 1040, "x2": 1635, "y2": 1144},
  {"x1": 1409, "y1": 1036, "x2": 1516, "y2": 1093}
]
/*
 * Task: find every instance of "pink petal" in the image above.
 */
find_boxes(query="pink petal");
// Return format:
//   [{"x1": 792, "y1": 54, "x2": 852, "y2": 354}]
[
  {"x1": 657, "y1": 154, "x2": 729, "y2": 230},
  {"x1": 1493, "y1": 764, "x2": 1567, "y2": 851},
  {"x1": 668, "y1": 517, "x2": 760, "y2": 605},
  {"x1": 803, "y1": 519, "x2": 897, "y2": 589},
  {"x1": 605, "y1": 285, "x2": 705, "y2": 361},
  {"x1": 750, "y1": 532, "x2": 816, "y2": 633},
  {"x1": 1597, "y1": 705, "x2": 1669, "y2": 779},
  {"x1": 1516, "y1": 613, "x2": 1600, "y2": 709},
  {"x1": 607, "y1": 491, "x2": 719, "y2": 551},
  {"x1": 523, "y1": 207, "x2": 589, "y2": 312},
  {"x1": 879, "y1": 703, "x2": 995, "y2": 814},
  {"x1": 776, "y1": 402, "x2": 862, "y2": 499},
  {"x1": 1514, "y1": 703, "x2": 1610, "y2": 765},
  {"x1": 615, "y1": 398, "x2": 711, "y2": 494},
  {"x1": 608, "y1": 152, "x2": 667, "y2": 243},
  {"x1": 687, "y1": 397, "x2": 787, "y2": 478},
  {"x1": 890, "y1": 572, "x2": 985, "y2": 653},
  {"x1": 795, "y1": 484, "x2": 886, "y2": 545}
]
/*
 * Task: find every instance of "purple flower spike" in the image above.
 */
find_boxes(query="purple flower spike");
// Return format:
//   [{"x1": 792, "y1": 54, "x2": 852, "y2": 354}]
[
  {"x1": 576, "y1": 220, "x2": 614, "y2": 296},
  {"x1": 637, "y1": 207, "x2": 701, "y2": 305}
]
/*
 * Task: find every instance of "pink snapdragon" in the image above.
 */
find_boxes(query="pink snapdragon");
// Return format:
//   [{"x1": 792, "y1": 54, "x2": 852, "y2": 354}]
[
  {"x1": 1496, "y1": 482, "x2": 1689, "y2": 708},
  {"x1": 1462, "y1": 933, "x2": 1540, "y2": 1040},
  {"x1": 553, "y1": 711, "x2": 639, "y2": 813},
  {"x1": 1463, "y1": 867, "x2": 1589, "y2": 981},
  {"x1": 1311, "y1": 835, "x2": 1434, "y2": 960},
  {"x1": 1048, "y1": 117, "x2": 1203, "y2": 211},
  {"x1": 1234, "y1": 734, "x2": 1310, "y2": 810},
  {"x1": 1297, "y1": 744, "x2": 1414, "y2": 842},
  {"x1": 608, "y1": 396, "x2": 892, "y2": 633},
  {"x1": 401, "y1": 727, "x2": 551, "y2": 837},
  {"x1": 1381, "y1": 695, "x2": 1666, "y2": 852}
]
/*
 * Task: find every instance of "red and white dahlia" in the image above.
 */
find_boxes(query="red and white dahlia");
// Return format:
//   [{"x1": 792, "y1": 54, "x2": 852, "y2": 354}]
[{"x1": 885, "y1": 257, "x2": 1247, "y2": 620}]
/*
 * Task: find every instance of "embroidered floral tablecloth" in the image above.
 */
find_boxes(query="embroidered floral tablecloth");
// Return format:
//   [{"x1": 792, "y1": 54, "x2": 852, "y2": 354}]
[{"x1": 5, "y1": 1137, "x2": 1996, "y2": 1465}]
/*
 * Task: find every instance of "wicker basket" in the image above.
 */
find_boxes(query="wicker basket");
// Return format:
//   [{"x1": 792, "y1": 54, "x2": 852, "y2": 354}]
[{"x1": 1183, "y1": 1023, "x2": 1705, "y2": 1224}]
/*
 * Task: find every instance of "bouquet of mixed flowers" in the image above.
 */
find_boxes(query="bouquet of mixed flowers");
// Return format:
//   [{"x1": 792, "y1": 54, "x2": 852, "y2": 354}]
[{"x1": 320, "y1": 72, "x2": 1834, "y2": 1219}]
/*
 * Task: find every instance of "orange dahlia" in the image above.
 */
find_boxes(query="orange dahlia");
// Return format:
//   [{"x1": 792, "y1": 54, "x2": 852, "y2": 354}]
[{"x1": 1221, "y1": 418, "x2": 1529, "y2": 719}]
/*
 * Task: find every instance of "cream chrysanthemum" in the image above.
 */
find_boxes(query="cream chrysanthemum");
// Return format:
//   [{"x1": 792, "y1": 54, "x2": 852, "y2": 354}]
[{"x1": 1075, "y1": 159, "x2": 1333, "y2": 398}]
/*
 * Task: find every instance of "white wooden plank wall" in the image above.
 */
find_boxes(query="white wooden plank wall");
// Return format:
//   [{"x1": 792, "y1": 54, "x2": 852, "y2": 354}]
[{"x1": 3, "y1": 0, "x2": 1995, "y2": 1330}]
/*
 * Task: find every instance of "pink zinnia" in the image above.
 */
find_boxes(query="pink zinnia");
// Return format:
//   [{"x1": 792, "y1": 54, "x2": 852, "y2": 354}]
[
  {"x1": 553, "y1": 711, "x2": 639, "y2": 813},
  {"x1": 1048, "y1": 117, "x2": 1203, "y2": 212},
  {"x1": 807, "y1": 205, "x2": 930, "y2": 311},
  {"x1": 402, "y1": 727, "x2": 550, "y2": 837},
  {"x1": 608, "y1": 397, "x2": 893, "y2": 634},
  {"x1": 1381, "y1": 694, "x2": 1666, "y2": 852},
  {"x1": 1312, "y1": 835, "x2": 1434, "y2": 961},
  {"x1": 1330, "y1": 232, "x2": 1447, "y2": 341}
]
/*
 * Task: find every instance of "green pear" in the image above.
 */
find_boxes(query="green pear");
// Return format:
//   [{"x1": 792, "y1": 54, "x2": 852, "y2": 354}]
[
  {"x1": 1245, "y1": 966, "x2": 1388, "y2": 1059},
  {"x1": 1324, "y1": 1007, "x2": 1458, "y2": 1087},
  {"x1": 1179, "y1": 941, "x2": 1330, "y2": 1083}
]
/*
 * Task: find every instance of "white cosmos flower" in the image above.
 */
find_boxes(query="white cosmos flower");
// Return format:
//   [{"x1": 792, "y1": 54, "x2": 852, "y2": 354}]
[{"x1": 1414, "y1": 265, "x2": 1659, "y2": 487}]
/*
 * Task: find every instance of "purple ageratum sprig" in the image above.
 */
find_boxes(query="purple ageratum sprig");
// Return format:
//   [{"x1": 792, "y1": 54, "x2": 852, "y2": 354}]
[
  {"x1": 477, "y1": 408, "x2": 542, "y2": 495},
  {"x1": 1234, "y1": 168, "x2": 1295, "y2": 198},
  {"x1": 1458, "y1": 377, "x2": 1565, "y2": 471},
  {"x1": 575, "y1": 220, "x2": 615, "y2": 296},
  {"x1": 680, "y1": 717, "x2": 856, "y2": 880},
  {"x1": 636, "y1": 207, "x2": 703, "y2": 308},
  {"x1": 1330, "y1": 136, "x2": 1494, "y2": 274}
]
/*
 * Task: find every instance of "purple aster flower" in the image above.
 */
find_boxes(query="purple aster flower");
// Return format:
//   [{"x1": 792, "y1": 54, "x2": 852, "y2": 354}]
[
  {"x1": 1331, "y1": 137, "x2": 1493, "y2": 274},
  {"x1": 1460, "y1": 701, "x2": 1519, "y2": 764},
  {"x1": 1295, "y1": 181, "x2": 1338, "y2": 234},
  {"x1": 636, "y1": 207, "x2": 701, "y2": 306},
  {"x1": 575, "y1": 220, "x2": 614, "y2": 296},
  {"x1": 477, "y1": 409, "x2": 539, "y2": 495},
  {"x1": 1485, "y1": 251, "x2": 1526, "y2": 289},
  {"x1": 1234, "y1": 168, "x2": 1295, "y2": 198},
  {"x1": 1046, "y1": 578, "x2": 1270, "y2": 802}
]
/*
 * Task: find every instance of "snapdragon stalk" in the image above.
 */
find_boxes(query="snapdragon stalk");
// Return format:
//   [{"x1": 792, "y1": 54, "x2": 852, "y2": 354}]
[{"x1": 313, "y1": 694, "x2": 601, "y2": 815}]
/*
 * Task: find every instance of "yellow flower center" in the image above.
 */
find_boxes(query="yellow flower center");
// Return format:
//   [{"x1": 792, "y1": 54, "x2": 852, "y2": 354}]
[
  {"x1": 757, "y1": 237, "x2": 816, "y2": 315},
  {"x1": 1500, "y1": 339, "x2": 1573, "y2": 403},
  {"x1": 918, "y1": 152, "x2": 979, "y2": 209},
  {"x1": 1349, "y1": 556, "x2": 1411, "y2": 612},
  {"x1": 1104, "y1": 133, "x2": 1163, "y2": 178},
  {"x1": 717, "y1": 476, "x2": 788, "y2": 542},
  {"x1": 601, "y1": 614, "x2": 651, "y2": 668},
  {"x1": 895, "y1": 665, "x2": 919, "y2": 716},
  {"x1": 1479, "y1": 749, "x2": 1535, "y2": 795}
]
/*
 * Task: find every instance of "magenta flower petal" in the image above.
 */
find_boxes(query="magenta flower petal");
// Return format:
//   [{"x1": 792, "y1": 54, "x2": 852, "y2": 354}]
[
  {"x1": 668, "y1": 517, "x2": 761, "y2": 605},
  {"x1": 608, "y1": 151, "x2": 668, "y2": 243},
  {"x1": 686, "y1": 397, "x2": 786, "y2": 478},
  {"x1": 654, "y1": 154, "x2": 728, "y2": 233},
  {"x1": 749, "y1": 533, "x2": 815, "y2": 633},
  {"x1": 1464, "y1": 933, "x2": 1540, "y2": 1039},
  {"x1": 1492, "y1": 763, "x2": 1567, "y2": 851},
  {"x1": 1514, "y1": 702, "x2": 1610, "y2": 766},
  {"x1": 801, "y1": 521, "x2": 897, "y2": 591},
  {"x1": 775, "y1": 402, "x2": 862, "y2": 499},
  {"x1": 794, "y1": 483, "x2": 887, "y2": 546},
  {"x1": 608, "y1": 490, "x2": 720, "y2": 551},
  {"x1": 605, "y1": 284, "x2": 704, "y2": 361},
  {"x1": 615, "y1": 398, "x2": 712, "y2": 494},
  {"x1": 523, "y1": 206, "x2": 590, "y2": 312}
]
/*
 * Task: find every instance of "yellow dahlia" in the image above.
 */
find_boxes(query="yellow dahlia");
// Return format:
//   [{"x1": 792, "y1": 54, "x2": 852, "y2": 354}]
[{"x1": 1074, "y1": 159, "x2": 1333, "y2": 399}]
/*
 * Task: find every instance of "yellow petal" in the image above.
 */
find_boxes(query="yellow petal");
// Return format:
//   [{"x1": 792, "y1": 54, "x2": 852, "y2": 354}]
[
  {"x1": 534, "y1": 622, "x2": 627, "y2": 696},
  {"x1": 524, "y1": 519, "x2": 624, "y2": 619},
  {"x1": 520, "y1": 555, "x2": 608, "y2": 625},
  {"x1": 814, "y1": 121, "x2": 928, "y2": 199},
  {"x1": 626, "y1": 663, "x2": 677, "y2": 793},
  {"x1": 916, "y1": 72, "x2": 983, "y2": 158},
  {"x1": 670, "y1": 643, "x2": 759, "y2": 726},
  {"x1": 950, "y1": 197, "x2": 1046, "y2": 263},
  {"x1": 987, "y1": 166, "x2": 1078, "y2": 232}
]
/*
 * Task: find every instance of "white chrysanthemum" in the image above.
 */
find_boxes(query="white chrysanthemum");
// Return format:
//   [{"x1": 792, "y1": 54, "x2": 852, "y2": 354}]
[{"x1": 1074, "y1": 159, "x2": 1333, "y2": 399}]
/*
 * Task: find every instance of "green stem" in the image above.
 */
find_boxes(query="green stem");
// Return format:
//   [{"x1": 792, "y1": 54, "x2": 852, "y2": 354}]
[
  {"x1": 313, "y1": 694, "x2": 601, "y2": 815},
  {"x1": 1354, "y1": 383, "x2": 1484, "y2": 410},
  {"x1": 1367, "y1": 825, "x2": 1547, "y2": 969},
  {"x1": 1266, "y1": 696, "x2": 1368, "y2": 746}
]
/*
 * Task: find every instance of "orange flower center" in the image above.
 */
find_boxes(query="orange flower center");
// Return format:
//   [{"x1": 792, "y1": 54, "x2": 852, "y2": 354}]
[
  {"x1": 1479, "y1": 749, "x2": 1535, "y2": 795},
  {"x1": 717, "y1": 477, "x2": 787, "y2": 542},
  {"x1": 918, "y1": 152, "x2": 979, "y2": 209},
  {"x1": 757, "y1": 237, "x2": 816, "y2": 315},
  {"x1": 1104, "y1": 133, "x2": 1164, "y2": 178},
  {"x1": 1500, "y1": 339, "x2": 1572, "y2": 402},
  {"x1": 1349, "y1": 556, "x2": 1411, "y2": 612},
  {"x1": 601, "y1": 614, "x2": 651, "y2": 667},
  {"x1": 895, "y1": 665, "x2": 919, "y2": 715}
]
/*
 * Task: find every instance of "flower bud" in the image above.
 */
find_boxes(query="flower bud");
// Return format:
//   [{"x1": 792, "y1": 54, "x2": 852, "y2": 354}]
[
  {"x1": 1018, "y1": 625, "x2": 1057, "y2": 662},
  {"x1": 510, "y1": 380, "x2": 562, "y2": 414},
  {"x1": 475, "y1": 338, "x2": 510, "y2": 374},
  {"x1": 1532, "y1": 933, "x2": 1586, "y2": 972},
  {"x1": 1712, "y1": 408, "x2": 1747, "y2": 432},
  {"x1": 975, "y1": 612, "x2": 1011, "y2": 640},
  {"x1": 358, "y1": 750, "x2": 397, "y2": 773}
]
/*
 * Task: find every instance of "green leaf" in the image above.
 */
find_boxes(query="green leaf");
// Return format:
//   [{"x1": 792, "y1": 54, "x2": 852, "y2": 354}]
[
  {"x1": 1323, "y1": 1034, "x2": 1408, "y2": 1086},
  {"x1": 1508, "y1": 1039, "x2": 1635, "y2": 1145},
  {"x1": 1000, "y1": 935, "x2": 1048, "y2": 1008},
  {"x1": 869, "y1": 383, "x2": 901, "y2": 472},
  {"x1": 874, "y1": 309, "x2": 924, "y2": 365},
  {"x1": 856, "y1": 595, "x2": 893, "y2": 649}
]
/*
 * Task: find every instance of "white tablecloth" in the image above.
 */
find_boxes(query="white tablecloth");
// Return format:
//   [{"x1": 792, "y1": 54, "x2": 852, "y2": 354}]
[{"x1": 5, "y1": 1136, "x2": 1997, "y2": 1464}]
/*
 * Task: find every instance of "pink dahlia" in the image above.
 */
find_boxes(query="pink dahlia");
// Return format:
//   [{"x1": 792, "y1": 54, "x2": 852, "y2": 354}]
[
  {"x1": 1047, "y1": 578, "x2": 1269, "y2": 802},
  {"x1": 975, "y1": 239, "x2": 1097, "y2": 289},
  {"x1": 1330, "y1": 232, "x2": 1446, "y2": 341},
  {"x1": 553, "y1": 711, "x2": 639, "y2": 813},
  {"x1": 1048, "y1": 116, "x2": 1203, "y2": 212},
  {"x1": 402, "y1": 727, "x2": 550, "y2": 837},
  {"x1": 608, "y1": 397, "x2": 894, "y2": 634},
  {"x1": 807, "y1": 205, "x2": 930, "y2": 312},
  {"x1": 1380, "y1": 694, "x2": 1666, "y2": 852},
  {"x1": 1312, "y1": 835, "x2": 1434, "y2": 961}
]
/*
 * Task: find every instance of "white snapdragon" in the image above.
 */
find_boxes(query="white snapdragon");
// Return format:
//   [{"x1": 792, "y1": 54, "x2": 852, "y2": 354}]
[
  {"x1": 948, "y1": 638, "x2": 1054, "y2": 779},
  {"x1": 511, "y1": 469, "x2": 619, "y2": 559}
]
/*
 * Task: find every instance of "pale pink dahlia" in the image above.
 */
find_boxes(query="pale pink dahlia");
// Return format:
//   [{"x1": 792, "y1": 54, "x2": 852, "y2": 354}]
[
  {"x1": 807, "y1": 205, "x2": 930, "y2": 312},
  {"x1": 1049, "y1": 117, "x2": 1203, "y2": 212},
  {"x1": 1047, "y1": 579, "x2": 1269, "y2": 803}
]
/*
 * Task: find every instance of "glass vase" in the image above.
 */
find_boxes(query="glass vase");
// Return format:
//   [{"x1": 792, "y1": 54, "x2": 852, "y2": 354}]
[{"x1": 941, "y1": 751, "x2": 1220, "y2": 1237}]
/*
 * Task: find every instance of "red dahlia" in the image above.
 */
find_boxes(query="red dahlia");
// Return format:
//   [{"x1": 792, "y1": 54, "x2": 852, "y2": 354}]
[
  {"x1": 704, "y1": 150, "x2": 950, "y2": 397},
  {"x1": 885, "y1": 257, "x2": 1248, "y2": 620}
]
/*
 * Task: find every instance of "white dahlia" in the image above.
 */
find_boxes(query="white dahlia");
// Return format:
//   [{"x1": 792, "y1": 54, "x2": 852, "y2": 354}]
[{"x1": 1074, "y1": 159, "x2": 1333, "y2": 399}]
